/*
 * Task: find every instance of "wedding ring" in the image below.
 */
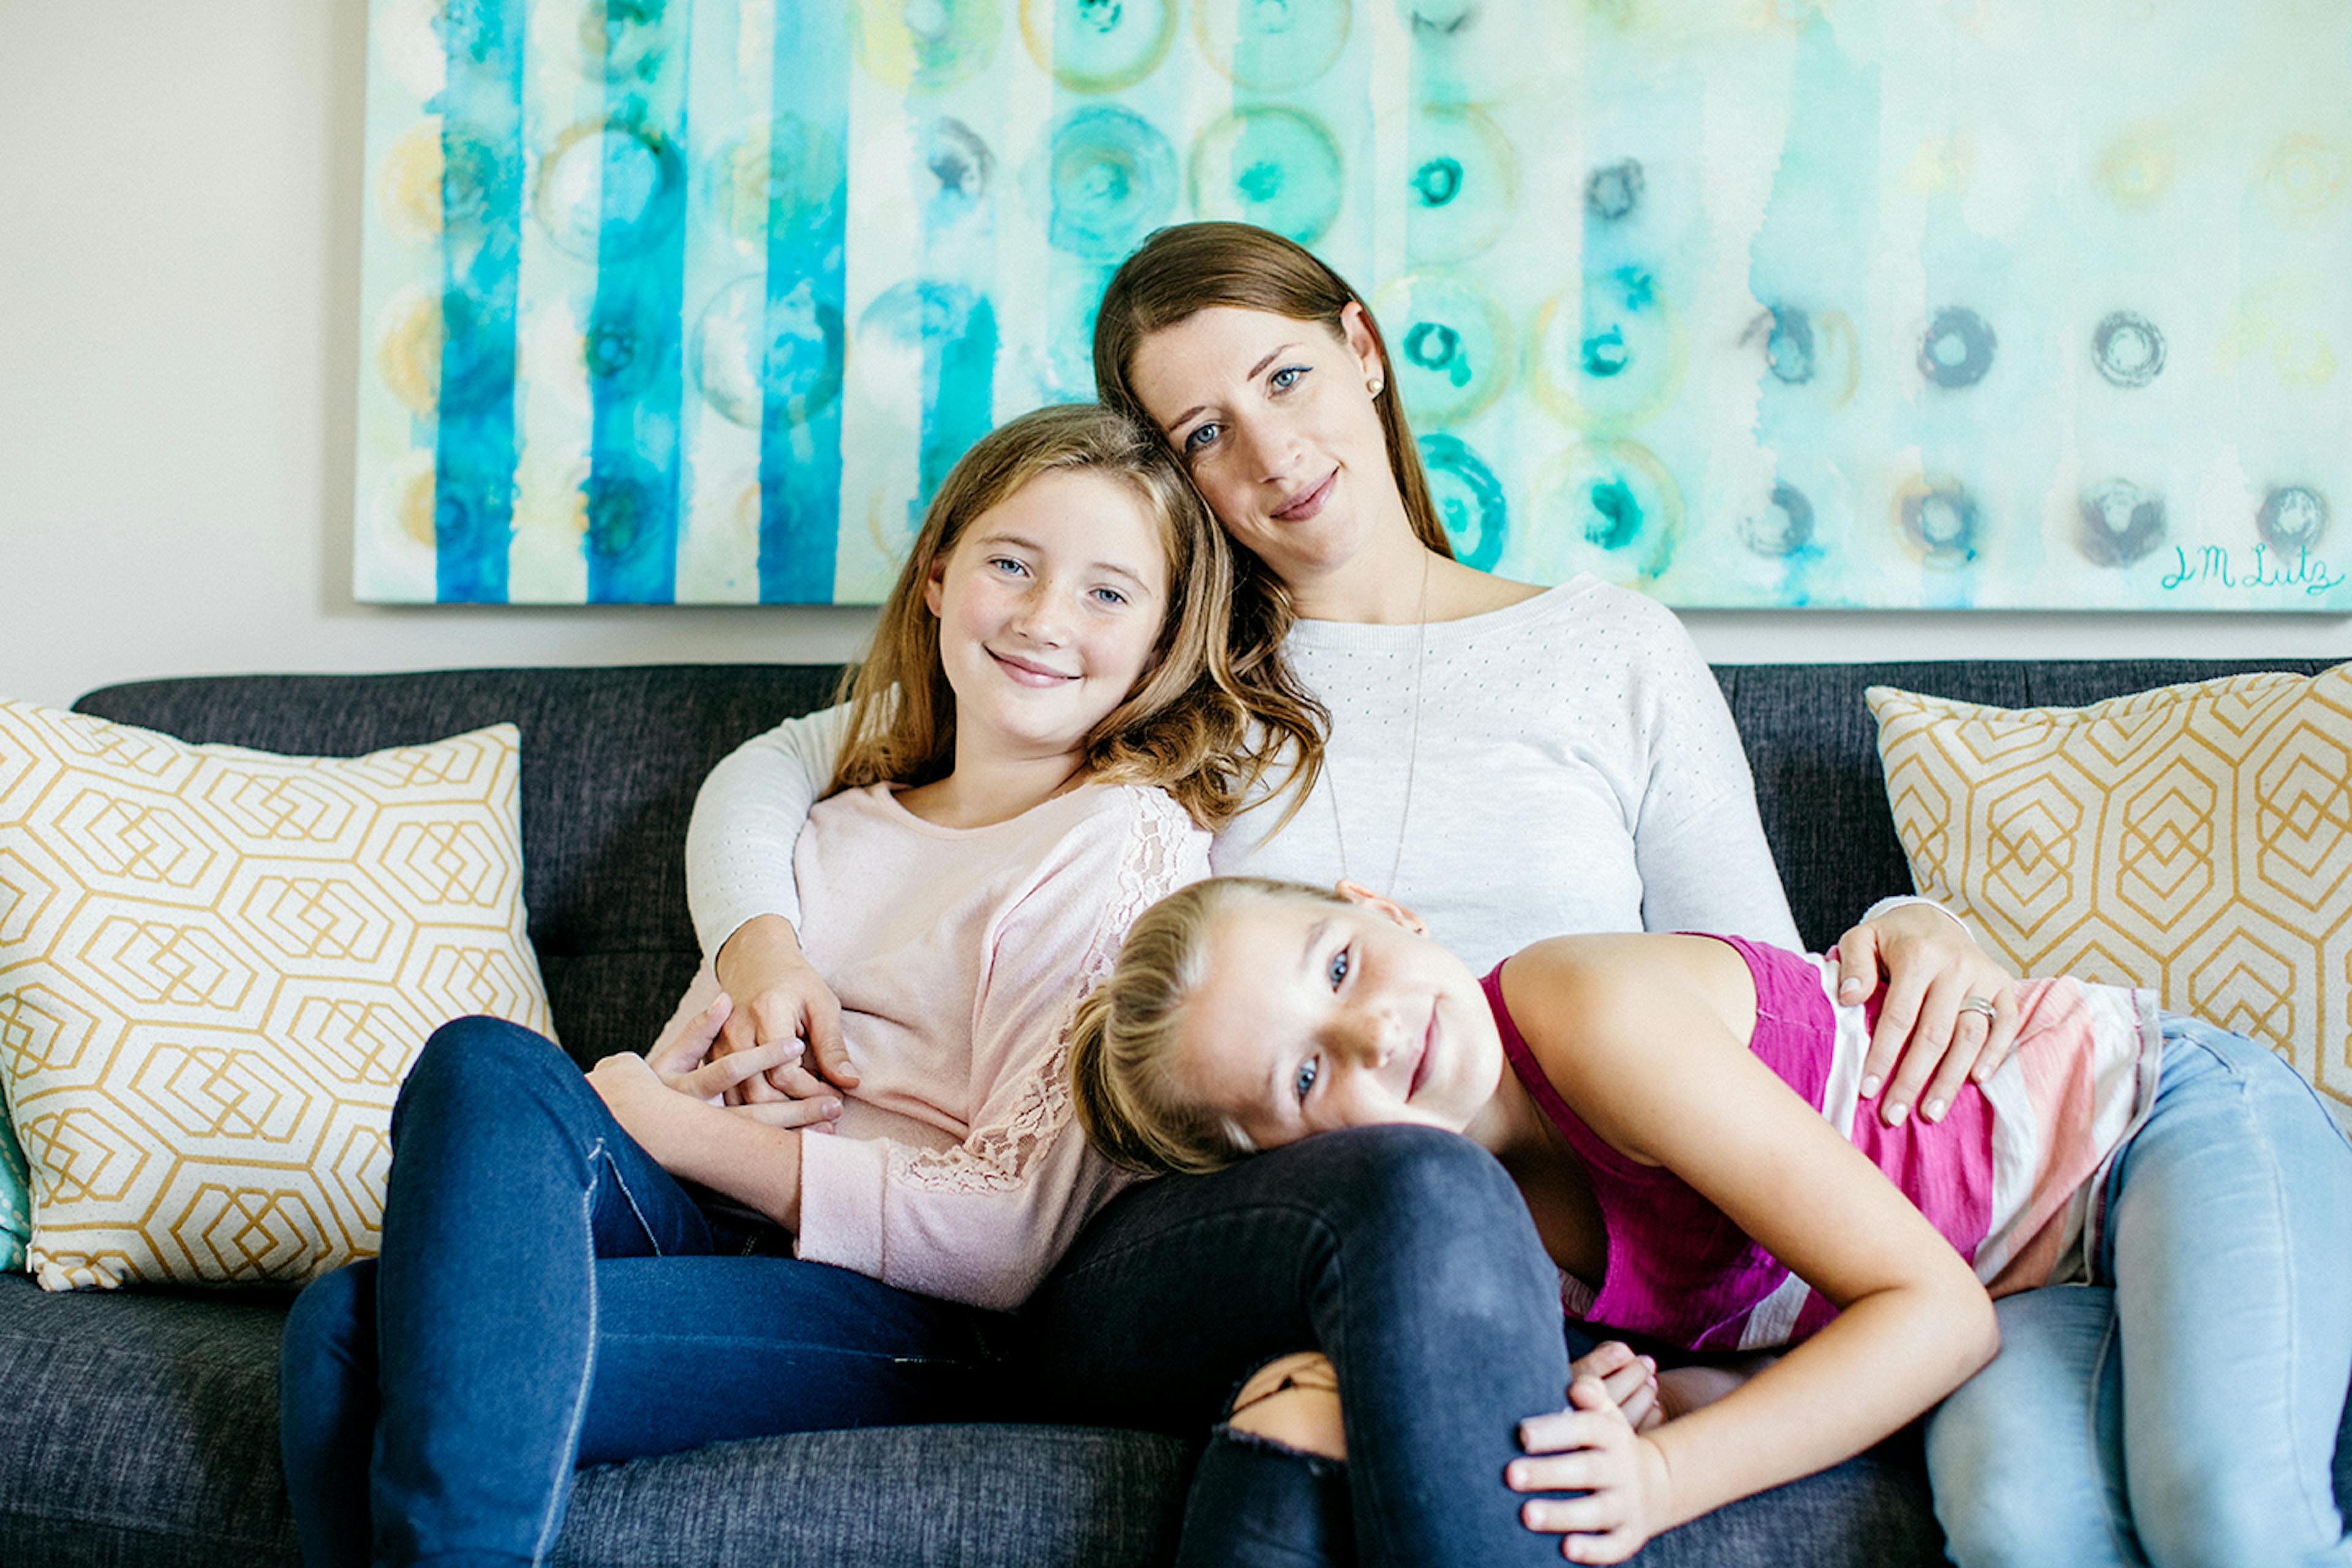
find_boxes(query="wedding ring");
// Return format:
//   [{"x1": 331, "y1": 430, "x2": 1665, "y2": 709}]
[{"x1": 1959, "y1": 995, "x2": 1998, "y2": 1020}]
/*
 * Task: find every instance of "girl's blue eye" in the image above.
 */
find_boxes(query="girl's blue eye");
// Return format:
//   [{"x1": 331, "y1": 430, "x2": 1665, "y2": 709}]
[
  {"x1": 1091, "y1": 586, "x2": 1128, "y2": 606},
  {"x1": 1293, "y1": 1056, "x2": 1320, "y2": 1104},
  {"x1": 1327, "y1": 948, "x2": 1350, "y2": 990},
  {"x1": 989, "y1": 557, "x2": 1027, "y2": 576},
  {"x1": 1182, "y1": 421, "x2": 1220, "y2": 454}
]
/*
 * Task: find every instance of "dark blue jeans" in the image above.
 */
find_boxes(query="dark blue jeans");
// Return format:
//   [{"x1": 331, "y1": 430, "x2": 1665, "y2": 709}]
[
  {"x1": 1023, "y1": 1123, "x2": 1578, "y2": 1567},
  {"x1": 278, "y1": 1017, "x2": 1004, "y2": 1568}
]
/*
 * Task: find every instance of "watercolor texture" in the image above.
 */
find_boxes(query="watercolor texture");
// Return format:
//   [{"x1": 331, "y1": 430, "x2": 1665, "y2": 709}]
[{"x1": 354, "y1": 0, "x2": 2352, "y2": 609}]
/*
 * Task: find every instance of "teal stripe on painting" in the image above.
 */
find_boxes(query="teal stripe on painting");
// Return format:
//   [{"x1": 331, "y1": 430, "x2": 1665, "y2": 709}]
[
  {"x1": 757, "y1": 5, "x2": 848, "y2": 602},
  {"x1": 921, "y1": 295, "x2": 998, "y2": 506},
  {"x1": 586, "y1": 4, "x2": 692, "y2": 603},
  {"x1": 433, "y1": 1, "x2": 527, "y2": 603}
]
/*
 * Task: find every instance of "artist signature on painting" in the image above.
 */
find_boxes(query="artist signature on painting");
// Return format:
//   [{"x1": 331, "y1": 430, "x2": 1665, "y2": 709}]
[{"x1": 2160, "y1": 543, "x2": 2346, "y2": 597}]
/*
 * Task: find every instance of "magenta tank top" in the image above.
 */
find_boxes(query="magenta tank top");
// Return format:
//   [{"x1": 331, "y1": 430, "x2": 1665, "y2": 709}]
[{"x1": 1480, "y1": 936, "x2": 1996, "y2": 1351}]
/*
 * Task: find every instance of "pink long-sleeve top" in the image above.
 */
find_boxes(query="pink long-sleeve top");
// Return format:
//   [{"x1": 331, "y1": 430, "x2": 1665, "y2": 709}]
[{"x1": 657, "y1": 780, "x2": 1209, "y2": 1311}]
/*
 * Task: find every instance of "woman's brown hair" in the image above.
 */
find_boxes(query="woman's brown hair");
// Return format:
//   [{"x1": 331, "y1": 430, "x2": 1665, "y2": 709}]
[
  {"x1": 1091, "y1": 224, "x2": 1455, "y2": 809},
  {"x1": 826, "y1": 402, "x2": 1276, "y2": 831}
]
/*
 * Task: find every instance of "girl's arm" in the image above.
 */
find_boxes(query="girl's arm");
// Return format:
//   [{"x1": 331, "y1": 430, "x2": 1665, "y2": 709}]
[{"x1": 1503, "y1": 937, "x2": 1999, "y2": 1563}]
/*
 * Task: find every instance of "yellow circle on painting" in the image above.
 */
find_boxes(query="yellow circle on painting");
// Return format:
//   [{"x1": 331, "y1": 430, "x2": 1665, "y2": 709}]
[
  {"x1": 856, "y1": 0, "x2": 1005, "y2": 92},
  {"x1": 376, "y1": 288, "x2": 445, "y2": 418},
  {"x1": 2263, "y1": 134, "x2": 2348, "y2": 216},
  {"x1": 1192, "y1": 0, "x2": 1351, "y2": 92},
  {"x1": 2097, "y1": 127, "x2": 2174, "y2": 210},
  {"x1": 1528, "y1": 269, "x2": 1687, "y2": 432},
  {"x1": 1526, "y1": 438, "x2": 1686, "y2": 587},
  {"x1": 1020, "y1": 0, "x2": 1176, "y2": 92},
  {"x1": 1889, "y1": 472, "x2": 1983, "y2": 570},
  {"x1": 378, "y1": 119, "x2": 448, "y2": 243},
  {"x1": 395, "y1": 463, "x2": 440, "y2": 549}
]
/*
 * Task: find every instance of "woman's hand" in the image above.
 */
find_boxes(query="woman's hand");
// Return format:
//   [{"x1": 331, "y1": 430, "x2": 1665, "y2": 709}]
[
  {"x1": 1509, "y1": 1375, "x2": 1674, "y2": 1563},
  {"x1": 1834, "y1": 903, "x2": 2019, "y2": 1126},
  {"x1": 710, "y1": 914, "x2": 857, "y2": 1115}
]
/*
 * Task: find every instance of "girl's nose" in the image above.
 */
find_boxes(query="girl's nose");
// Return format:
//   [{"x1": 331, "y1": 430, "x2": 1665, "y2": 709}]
[{"x1": 1008, "y1": 584, "x2": 1069, "y2": 644}]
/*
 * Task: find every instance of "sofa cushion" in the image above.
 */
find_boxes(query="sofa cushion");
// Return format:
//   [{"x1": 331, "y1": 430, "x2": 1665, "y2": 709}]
[
  {"x1": 0, "y1": 704, "x2": 552, "y2": 1289},
  {"x1": 1868, "y1": 666, "x2": 2352, "y2": 1124}
]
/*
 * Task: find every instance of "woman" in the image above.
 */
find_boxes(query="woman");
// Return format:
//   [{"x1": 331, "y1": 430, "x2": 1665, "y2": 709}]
[{"x1": 687, "y1": 222, "x2": 2018, "y2": 1562}]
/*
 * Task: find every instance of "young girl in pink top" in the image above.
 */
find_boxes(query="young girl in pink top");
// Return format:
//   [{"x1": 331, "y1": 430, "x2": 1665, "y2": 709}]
[
  {"x1": 1070, "y1": 875, "x2": 2352, "y2": 1568},
  {"x1": 276, "y1": 405, "x2": 1300, "y2": 1567}
]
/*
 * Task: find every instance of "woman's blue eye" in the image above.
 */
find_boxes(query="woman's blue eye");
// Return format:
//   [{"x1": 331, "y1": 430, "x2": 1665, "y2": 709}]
[
  {"x1": 1327, "y1": 948, "x2": 1350, "y2": 990},
  {"x1": 1182, "y1": 421, "x2": 1220, "y2": 454},
  {"x1": 1270, "y1": 364, "x2": 1307, "y2": 391},
  {"x1": 1294, "y1": 1056, "x2": 1320, "y2": 1104}
]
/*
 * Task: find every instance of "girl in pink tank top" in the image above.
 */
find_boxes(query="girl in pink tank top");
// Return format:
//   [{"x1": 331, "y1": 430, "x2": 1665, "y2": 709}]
[{"x1": 1068, "y1": 875, "x2": 2352, "y2": 1568}]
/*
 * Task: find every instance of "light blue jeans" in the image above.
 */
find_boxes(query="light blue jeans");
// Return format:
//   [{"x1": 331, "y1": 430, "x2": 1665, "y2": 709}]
[{"x1": 1926, "y1": 1015, "x2": 2352, "y2": 1568}]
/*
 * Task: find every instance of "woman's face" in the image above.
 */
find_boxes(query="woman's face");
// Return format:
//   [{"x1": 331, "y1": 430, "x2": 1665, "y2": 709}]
[
  {"x1": 1172, "y1": 888, "x2": 1505, "y2": 1150},
  {"x1": 924, "y1": 467, "x2": 1169, "y2": 765},
  {"x1": 1125, "y1": 304, "x2": 1398, "y2": 589}
]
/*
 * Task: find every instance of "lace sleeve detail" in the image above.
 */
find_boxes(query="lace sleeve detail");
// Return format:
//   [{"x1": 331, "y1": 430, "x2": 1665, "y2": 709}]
[{"x1": 897, "y1": 788, "x2": 1208, "y2": 1194}]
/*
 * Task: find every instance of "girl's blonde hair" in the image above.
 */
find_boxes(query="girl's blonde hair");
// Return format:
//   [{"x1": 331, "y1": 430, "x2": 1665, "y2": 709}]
[
  {"x1": 1091, "y1": 222, "x2": 1455, "y2": 801},
  {"x1": 827, "y1": 402, "x2": 1276, "y2": 830},
  {"x1": 1068, "y1": 875, "x2": 1346, "y2": 1175}
]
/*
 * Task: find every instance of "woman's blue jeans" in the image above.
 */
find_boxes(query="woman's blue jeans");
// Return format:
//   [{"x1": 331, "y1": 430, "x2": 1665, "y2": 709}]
[
  {"x1": 278, "y1": 1017, "x2": 1005, "y2": 1568},
  {"x1": 1023, "y1": 1121, "x2": 1579, "y2": 1566},
  {"x1": 1926, "y1": 1016, "x2": 2352, "y2": 1567}
]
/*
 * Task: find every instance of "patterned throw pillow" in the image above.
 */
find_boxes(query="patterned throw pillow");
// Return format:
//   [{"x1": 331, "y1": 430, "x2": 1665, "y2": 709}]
[
  {"x1": 0, "y1": 702, "x2": 553, "y2": 1289},
  {"x1": 1868, "y1": 667, "x2": 2352, "y2": 1126}
]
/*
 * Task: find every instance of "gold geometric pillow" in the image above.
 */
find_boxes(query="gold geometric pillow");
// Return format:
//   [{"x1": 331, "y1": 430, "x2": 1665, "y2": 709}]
[
  {"x1": 1868, "y1": 666, "x2": 2352, "y2": 1125},
  {"x1": 0, "y1": 701, "x2": 552, "y2": 1290}
]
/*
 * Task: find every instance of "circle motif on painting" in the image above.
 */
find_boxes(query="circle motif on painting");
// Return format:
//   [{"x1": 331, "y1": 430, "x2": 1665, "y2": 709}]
[
  {"x1": 1529, "y1": 266, "x2": 1687, "y2": 431},
  {"x1": 1189, "y1": 107, "x2": 1344, "y2": 245},
  {"x1": 1028, "y1": 106, "x2": 1179, "y2": 261},
  {"x1": 690, "y1": 275, "x2": 845, "y2": 430},
  {"x1": 1192, "y1": 0, "x2": 1352, "y2": 92},
  {"x1": 1022, "y1": 0, "x2": 1177, "y2": 92},
  {"x1": 1372, "y1": 271, "x2": 1513, "y2": 428},
  {"x1": 1403, "y1": 105, "x2": 1516, "y2": 265}
]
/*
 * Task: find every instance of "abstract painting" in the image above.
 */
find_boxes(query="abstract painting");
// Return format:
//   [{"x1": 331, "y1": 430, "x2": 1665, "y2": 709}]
[{"x1": 355, "y1": 0, "x2": 2352, "y2": 609}]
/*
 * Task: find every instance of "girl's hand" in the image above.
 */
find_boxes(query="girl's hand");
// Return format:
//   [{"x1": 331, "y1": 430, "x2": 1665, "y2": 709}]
[
  {"x1": 1510, "y1": 1376, "x2": 1673, "y2": 1563},
  {"x1": 1834, "y1": 903, "x2": 2019, "y2": 1127},
  {"x1": 710, "y1": 915, "x2": 856, "y2": 1115},
  {"x1": 1567, "y1": 1341, "x2": 1662, "y2": 1433},
  {"x1": 592, "y1": 996, "x2": 837, "y2": 1162}
]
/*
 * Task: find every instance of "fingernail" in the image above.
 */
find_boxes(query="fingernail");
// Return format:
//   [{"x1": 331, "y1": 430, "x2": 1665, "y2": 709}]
[
  {"x1": 823, "y1": 1098, "x2": 842, "y2": 1117},
  {"x1": 1840, "y1": 978, "x2": 1864, "y2": 999},
  {"x1": 1638, "y1": 1355, "x2": 1656, "y2": 1370},
  {"x1": 1860, "y1": 1074, "x2": 1882, "y2": 1098},
  {"x1": 1885, "y1": 1101, "x2": 1909, "y2": 1127},
  {"x1": 1924, "y1": 1097, "x2": 1947, "y2": 1122},
  {"x1": 1508, "y1": 1463, "x2": 1527, "y2": 1487}
]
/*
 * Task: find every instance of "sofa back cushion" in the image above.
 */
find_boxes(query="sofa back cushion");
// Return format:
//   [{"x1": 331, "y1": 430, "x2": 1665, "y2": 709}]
[
  {"x1": 74, "y1": 667, "x2": 842, "y2": 1070},
  {"x1": 74, "y1": 658, "x2": 2336, "y2": 1064}
]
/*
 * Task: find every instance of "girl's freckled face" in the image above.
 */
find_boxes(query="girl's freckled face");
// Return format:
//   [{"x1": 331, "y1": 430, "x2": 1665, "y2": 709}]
[
  {"x1": 1174, "y1": 894, "x2": 1504, "y2": 1148},
  {"x1": 923, "y1": 467, "x2": 1170, "y2": 761},
  {"x1": 1126, "y1": 306, "x2": 1394, "y2": 584}
]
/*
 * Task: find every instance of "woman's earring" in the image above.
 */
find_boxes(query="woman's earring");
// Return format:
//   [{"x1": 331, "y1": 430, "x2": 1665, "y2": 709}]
[{"x1": 1367, "y1": 375, "x2": 1385, "y2": 397}]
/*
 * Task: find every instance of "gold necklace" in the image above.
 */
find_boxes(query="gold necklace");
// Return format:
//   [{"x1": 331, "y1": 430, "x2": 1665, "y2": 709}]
[{"x1": 1327, "y1": 551, "x2": 1431, "y2": 899}]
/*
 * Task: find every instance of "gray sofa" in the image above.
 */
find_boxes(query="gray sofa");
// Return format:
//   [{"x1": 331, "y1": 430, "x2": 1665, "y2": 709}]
[{"x1": 4, "y1": 658, "x2": 2345, "y2": 1566}]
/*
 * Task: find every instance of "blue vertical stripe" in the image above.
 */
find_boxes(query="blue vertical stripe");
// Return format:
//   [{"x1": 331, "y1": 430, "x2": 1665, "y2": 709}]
[
  {"x1": 585, "y1": 3, "x2": 692, "y2": 603},
  {"x1": 433, "y1": 1, "x2": 527, "y2": 603},
  {"x1": 757, "y1": 6, "x2": 850, "y2": 603},
  {"x1": 920, "y1": 292, "x2": 998, "y2": 509}
]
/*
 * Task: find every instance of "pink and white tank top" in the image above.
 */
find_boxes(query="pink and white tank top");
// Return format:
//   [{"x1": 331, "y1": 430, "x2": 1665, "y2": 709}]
[{"x1": 1482, "y1": 935, "x2": 2161, "y2": 1352}]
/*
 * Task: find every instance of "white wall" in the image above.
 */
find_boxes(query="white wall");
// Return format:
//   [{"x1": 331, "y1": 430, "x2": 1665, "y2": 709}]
[{"x1": 4, "y1": 1, "x2": 2345, "y2": 710}]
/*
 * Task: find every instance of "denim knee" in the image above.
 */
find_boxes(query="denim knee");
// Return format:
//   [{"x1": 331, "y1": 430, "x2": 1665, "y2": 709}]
[
  {"x1": 391, "y1": 1016, "x2": 576, "y2": 1137},
  {"x1": 1296, "y1": 1125, "x2": 1554, "y2": 1310}
]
